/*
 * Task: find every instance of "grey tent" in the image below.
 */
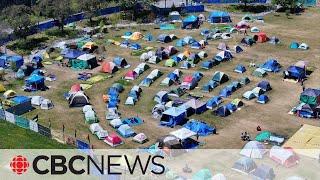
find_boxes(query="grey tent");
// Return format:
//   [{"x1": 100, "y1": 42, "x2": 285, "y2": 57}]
[
  {"x1": 250, "y1": 164, "x2": 275, "y2": 180},
  {"x1": 232, "y1": 157, "x2": 256, "y2": 174},
  {"x1": 68, "y1": 91, "x2": 90, "y2": 107}
]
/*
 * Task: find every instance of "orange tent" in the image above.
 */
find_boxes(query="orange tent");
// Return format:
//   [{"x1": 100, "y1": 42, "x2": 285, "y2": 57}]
[
  {"x1": 254, "y1": 32, "x2": 268, "y2": 43},
  {"x1": 101, "y1": 62, "x2": 118, "y2": 74}
]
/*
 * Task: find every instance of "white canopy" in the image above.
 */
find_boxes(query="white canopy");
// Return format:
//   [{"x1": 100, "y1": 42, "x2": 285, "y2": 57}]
[{"x1": 170, "y1": 128, "x2": 196, "y2": 140}]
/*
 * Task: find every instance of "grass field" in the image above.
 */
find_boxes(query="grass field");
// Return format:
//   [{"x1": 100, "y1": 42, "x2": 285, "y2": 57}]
[
  {"x1": 0, "y1": 121, "x2": 71, "y2": 149},
  {"x1": 3, "y1": 7, "x2": 320, "y2": 149}
]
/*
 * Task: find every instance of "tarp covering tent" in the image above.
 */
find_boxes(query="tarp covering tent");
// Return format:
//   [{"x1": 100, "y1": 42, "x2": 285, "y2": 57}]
[
  {"x1": 269, "y1": 146, "x2": 299, "y2": 167},
  {"x1": 184, "y1": 99, "x2": 207, "y2": 114},
  {"x1": 250, "y1": 164, "x2": 275, "y2": 180},
  {"x1": 117, "y1": 124, "x2": 135, "y2": 138},
  {"x1": 104, "y1": 133, "x2": 123, "y2": 147},
  {"x1": 184, "y1": 119, "x2": 216, "y2": 136},
  {"x1": 25, "y1": 74, "x2": 45, "y2": 91},
  {"x1": 63, "y1": 49, "x2": 84, "y2": 59},
  {"x1": 212, "y1": 71, "x2": 229, "y2": 84},
  {"x1": 101, "y1": 61, "x2": 118, "y2": 74},
  {"x1": 286, "y1": 66, "x2": 306, "y2": 80},
  {"x1": 207, "y1": 96, "x2": 222, "y2": 109},
  {"x1": 215, "y1": 106, "x2": 231, "y2": 117},
  {"x1": 182, "y1": 15, "x2": 200, "y2": 29},
  {"x1": 300, "y1": 88, "x2": 320, "y2": 106},
  {"x1": 257, "y1": 80, "x2": 272, "y2": 92},
  {"x1": 192, "y1": 169, "x2": 212, "y2": 180},
  {"x1": 157, "y1": 34, "x2": 172, "y2": 43},
  {"x1": 253, "y1": 32, "x2": 268, "y2": 43},
  {"x1": 208, "y1": 11, "x2": 232, "y2": 23},
  {"x1": 72, "y1": 54, "x2": 98, "y2": 69},
  {"x1": 68, "y1": 91, "x2": 90, "y2": 107},
  {"x1": 234, "y1": 64, "x2": 246, "y2": 73},
  {"x1": 232, "y1": 157, "x2": 256, "y2": 174},
  {"x1": 257, "y1": 95, "x2": 269, "y2": 104},
  {"x1": 160, "y1": 107, "x2": 186, "y2": 127},
  {"x1": 290, "y1": 41, "x2": 299, "y2": 49},
  {"x1": 261, "y1": 59, "x2": 281, "y2": 72},
  {"x1": 253, "y1": 68, "x2": 267, "y2": 77},
  {"x1": 240, "y1": 141, "x2": 266, "y2": 159},
  {"x1": 157, "y1": 135, "x2": 182, "y2": 149},
  {"x1": 215, "y1": 51, "x2": 233, "y2": 62}
]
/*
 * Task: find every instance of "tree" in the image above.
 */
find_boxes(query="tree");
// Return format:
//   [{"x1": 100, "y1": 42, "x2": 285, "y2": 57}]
[
  {"x1": 240, "y1": 0, "x2": 254, "y2": 9},
  {"x1": 37, "y1": 0, "x2": 74, "y2": 32},
  {"x1": 79, "y1": 0, "x2": 101, "y2": 27},
  {"x1": 1, "y1": 5, "x2": 32, "y2": 39},
  {"x1": 118, "y1": 0, "x2": 155, "y2": 21}
]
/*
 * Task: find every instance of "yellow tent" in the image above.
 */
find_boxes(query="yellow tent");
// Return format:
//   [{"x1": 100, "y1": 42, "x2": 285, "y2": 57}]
[
  {"x1": 0, "y1": 84, "x2": 6, "y2": 93},
  {"x1": 183, "y1": 49, "x2": 191, "y2": 57},
  {"x1": 130, "y1": 32, "x2": 143, "y2": 41},
  {"x1": 283, "y1": 124, "x2": 320, "y2": 159},
  {"x1": 82, "y1": 42, "x2": 97, "y2": 50},
  {"x1": 3, "y1": 90, "x2": 16, "y2": 99}
]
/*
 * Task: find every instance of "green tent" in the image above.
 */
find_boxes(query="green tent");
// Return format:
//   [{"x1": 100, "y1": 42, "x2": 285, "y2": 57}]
[
  {"x1": 255, "y1": 131, "x2": 271, "y2": 142},
  {"x1": 192, "y1": 169, "x2": 212, "y2": 180},
  {"x1": 165, "y1": 59, "x2": 177, "y2": 67},
  {"x1": 300, "y1": 88, "x2": 320, "y2": 106},
  {"x1": 252, "y1": 68, "x2": 267, "y2": 77},
  {"x1": 85, "y1": 110, "x2": 98, "y2": 124}
]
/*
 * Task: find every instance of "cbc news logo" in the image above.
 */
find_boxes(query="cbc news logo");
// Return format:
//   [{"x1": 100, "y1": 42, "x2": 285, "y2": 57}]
[{"x1": 10, "y1": 155, "x2": 30, "y2": 175}]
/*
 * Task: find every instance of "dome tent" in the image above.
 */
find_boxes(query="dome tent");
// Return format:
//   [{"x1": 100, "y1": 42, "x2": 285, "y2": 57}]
[
  {"x1": 208, "y1": 11, "x2": 232, "y2": 23},
  {"x1": 240, "y1": 141, "x2": 267, "y2": 159},
  {"x1": 40, "y1": 99, "x2": 54, "y2": 110},
  {"x1": 232, "y1": 157, "x2": 256, "y2": 174}
]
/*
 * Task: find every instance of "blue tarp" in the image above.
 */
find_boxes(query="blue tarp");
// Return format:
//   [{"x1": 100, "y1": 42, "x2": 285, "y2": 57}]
[
  {"x1": 160, "y1": 107, "x2": 186, "y2": 127},
  {"x1": 122, "y1": 117, "x2": 143, "y2": 126},
  {"x1": 182, "y1": 15, "x2": 200, "y2": 29},
  {"x1": 208, "y1": 11, "x2": 232, "y2": 23},
  {"x1": 8, "y1": 55, "x2": 24, "y2": 68},
  {"x1": 64, "y1": 49, "x2": 85, "y2": 59},
  {"x1": 25, "y1": 74, "x2": 45, "y2": 85},
  {"x1": 12, "y1": 96, "x2": 30, "y2": 104},
  {"x1": 235, "y1": 64, "x2": 246, "y2": 73},
  {"x1": 184, "y1": 120, "x2": 216, "y2": 136},
  {"x1": 287, "y1": 66, "x2": 306, "y2": 79}
]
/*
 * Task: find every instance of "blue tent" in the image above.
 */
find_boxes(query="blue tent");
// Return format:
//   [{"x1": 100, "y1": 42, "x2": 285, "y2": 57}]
[
  {"x1": 215, "y1": 51, "x2": 233, "y2": 61},
  {"x1": 206, "y1": 96, "x2": 222, "y2": 109},
  {"x1": 201, "y1": 61, "x2": 214, "y2": 70},
  {"x1": 157, "y1": 34, "x2": 171, "y2": 43},
  {"x1": 290, "y1": 41, "x2": 299, "y2": 49},
  {"x1": 128, "y1": 90, "x2": 140, "y2": 99},
  {"x1": 167, "y1": 72, "x2": 179, "y2": 81},
  {"x1": 235, "y1": 45, "x2": 244, "y2": 53},
  {"x1": 8, "y1": 55, "x2": 24, "y2": 69},
  {"x1": 171, "y1": 55, "x2": 182, "y2": 63},
  {"x1": 122, "y1": 117, "x2": 143, "y2": 126},
  {"x1": 183, "y1": 36, "x2": 196, "y2": 44},
  {"x1": 257, "y1": 95, "x2": 269, "y2": 104},
  {"x1": 226, "y1": 103, "x2": 237, "y2": 112},
  {"x1": 184, "y1": 120, "x2": 216, "y2": 136},
  {"x1": 130, "y1": 43, "x2": 141, "y2": 50},
  {"x1": 209, "y1": 11, "x2": 232, "y2": 23},
  {"x1": 257, "y1": 81, "x2": 272, "y2": 91},
  {"x1": 120, "y1": 40, "x2": 130, "y2": 47},
  {"x1": 176, "y1": 39, "x2": 187, "y2": 47},
  {"x1": 113, "y1": 57, "x2": 128, "y2": 68},
  {"x1": 182, "y1": 15, "x2": 200, "y2": 29},
  {"x1": 144, "y1": 34, "x2": 153, "y2": 41},
  {"x1": 108, "y1": 87, "x2": 119, "y2": 97},
  {"x1": 64, "y1": 49, "x2": 84, "y2": 59},
  {"x1": 261, "y1": 59, "x2": 281, "y2": 72},
  {"x1": 25, "y1": 74, "x2": 45, "y2": 90},
  {"x1": 215, "y1": 106, "x2": 231, "y2": 117},
  {"x1": 231, "y1": 81, "x2": 242, "y2": 89},
  {"x1": 207, "y1": 80, "x2": 219, "y2": 89},
  {"x1": 108, "y1": 100, "x2": 118, "y2": 108},
  {"x1": 191, "y1": 42, "x2": 202, "y2": 49},
  {"x1": 226, "y1": 84, "x2": 237, "y2": 92},
  {"x1": 0, "y1": 55, "x2": 8, "y2": 67},
  {"x1": 202, "y1": 84, "x2": 213, "y2": 92},
  {"x1": 117, "y1": 124, "x2": 135, "y2": 138},
  {"x1": 287, "y1": 66, "x2": 306, "y2": 79},
  {"x1": 181, "y1": 61, "x2": 191, "y2": 69},
  {"x1": 12, "y1": 96, "x2": 30, "y2": 104},
  {"x1": 193, "y1": 72, "x2": 203, "y2": 81},
  {"x1": 124, "y1": 31, "x2": 132, "y2": 36},
  {"x1": 219, "y1": 88, "x2": 232, "y2": 97},
  {"x1": 201, "y1": 29, "x2": 210, "y2": 36},
  {"x1": 234, "y1": 64, "x2": 246, "y2": 73},
  {"x1": 160, "y1": 107, "x2": 186, "y2": 127},
  {"x1": 32, "y1": 55, "x2": 43, "y2": 64},
  {"x1": 140, "y1": 78, "x2": 153, "y2": 87}
]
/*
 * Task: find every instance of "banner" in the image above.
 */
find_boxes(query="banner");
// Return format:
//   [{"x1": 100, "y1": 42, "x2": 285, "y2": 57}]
[
  {"x1": 5, "y1": 111, "x2": 15, "y2": 124},
  {"x1": 37, "y1": 124, "x2": 52, "y2": 138},
  {"x1": 0, "y1": 109, "x2": 5, "y2": 120},
  {"x1": 29, "y1": 120, "x2": 39, "y2": 133},
  {"x1": 15, "y1": 116, "x2": 30, "y2": 129}
]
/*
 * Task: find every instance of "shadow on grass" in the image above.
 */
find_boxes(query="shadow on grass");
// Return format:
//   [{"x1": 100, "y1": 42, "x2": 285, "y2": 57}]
[{"x1": 7, "y1": 36, "x2": 49, "y2": 55}]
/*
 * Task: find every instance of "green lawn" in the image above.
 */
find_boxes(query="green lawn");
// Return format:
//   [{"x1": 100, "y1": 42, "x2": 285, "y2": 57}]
[{"x1": 0, "y1": 121, "x2": 72, "y2": 149}]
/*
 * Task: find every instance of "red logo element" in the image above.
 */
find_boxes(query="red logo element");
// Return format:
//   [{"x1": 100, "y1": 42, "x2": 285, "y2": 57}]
[{"x1": 10, "y1": 155, "x2": 29, "y2": 175}]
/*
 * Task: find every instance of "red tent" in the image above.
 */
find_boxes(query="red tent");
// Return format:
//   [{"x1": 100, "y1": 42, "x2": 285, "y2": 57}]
[
  {"x1": 70, "y1": 83, "x2": 81, "y2": 93},
  {"x1": 269, "y1": 146, "x2": 299, "y2": 168},
  {"x1": 104, "y1": 133, "x2": 123, "y2": 147},
  {"x1": 101, "y1": 61, "x2": 118, "y2": 73},
  {"x1": 254, "y1": 32, "x2": 268, "y2": 43},
  {"x1": 183, "y1": 75, "x2": 194, "y2": 83},
  {"x1": 125, "y1": 71, "x2": 138, "y2": 80}
]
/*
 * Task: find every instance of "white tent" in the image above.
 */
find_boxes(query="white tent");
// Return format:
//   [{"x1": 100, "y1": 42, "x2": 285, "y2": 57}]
[
  {"x1": 77, "y1": 54, "x2": 96, "y2": 61},
  {"x1": 125, "y1": 97, "x2": 135, "y2": 105},
  {"x1": 298, "y1": 43, "x2": 309, "y2": 50},
  {"x1": 89, "y1": 123, "x2": 103, "y2": 134},
  {"x1": 212, "y1": 173, "x2": 226, "y2": 180},
  {"x1": 170, "y1": 128, "x2": 196, "y2": 140},
  {"x1": 40, "y1": 99, "x2": 54, "y2": 110},
  {"x1": 148, "y1": 56, "x2": 160, "y2": 64},
  {"x1": 240, "y1": 141, "x2": 267, "y2": 159},
  {"x1": 96, "y1": 130, "x2": 108, "y2": 140},
  {"x1": 105, "y1": 108, "x2": 120, "y2": 120},
  {"x1": 31, "y1": 96, "x2": 44, "y2": 106},
  {"x1": 140, "y1": 53, "x2": 149, "y2": 61},
  {"x1": 110, "y1": 119, "x2": 123, "y2": 128},
  {"x1": 82, "y1": 105, "x2": 93, "y2": 114},
  {"x1": 133, "y1": 133, "x2": 148, "y2": 144}
]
